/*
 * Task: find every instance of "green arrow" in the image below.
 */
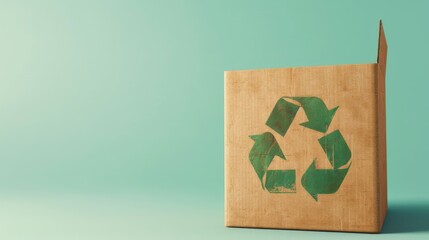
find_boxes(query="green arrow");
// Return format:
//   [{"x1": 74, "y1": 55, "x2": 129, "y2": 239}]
[
  {"x1": 265, "y1": 170, "x2": 296, "y2": 193},
  {"x1": 301, "y1": 130, "x2": 352, "y2": 201},
  {"x1": 318, "y1": 130, "x2": 351, "y2": 169},
  {"x1": 301, "y1": 160, "x2": 351, "y2": 201},
  {"x1": 291, "y1": 97, "x2": 338, "y2": 133},
  {"x1": 266, "y1": 98, "x2": 300, "y2": 136},
  {"x1": 249, "y1": 132, "x2": 286, "y2": 189}
]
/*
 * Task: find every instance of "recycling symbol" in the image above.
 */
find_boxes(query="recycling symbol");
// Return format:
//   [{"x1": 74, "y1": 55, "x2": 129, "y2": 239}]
[{"x1": 249, "y1": 97, "x2": 352, "y2": 201}]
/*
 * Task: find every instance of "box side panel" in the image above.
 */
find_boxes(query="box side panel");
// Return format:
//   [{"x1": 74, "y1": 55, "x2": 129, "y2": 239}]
[
  {"x1": 224, "y1": 72, "x2": 228, "y2": 226},
  {"x1": 376, "y1": 21, "x2": 388, "y2": 231},
  {"x1": 376, "y1": 65, "x2": 387, "y2": 232}
]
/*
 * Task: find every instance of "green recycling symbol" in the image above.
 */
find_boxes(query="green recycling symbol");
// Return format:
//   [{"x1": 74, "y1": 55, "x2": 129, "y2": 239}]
[{"x1": 249, "y1": 97, "x2": 352, "y2": 201}]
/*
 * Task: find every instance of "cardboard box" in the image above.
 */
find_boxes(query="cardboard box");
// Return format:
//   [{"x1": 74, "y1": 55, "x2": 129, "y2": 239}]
[{"x1": 224, "y1": 21, "x2": 387, "y2": 233}]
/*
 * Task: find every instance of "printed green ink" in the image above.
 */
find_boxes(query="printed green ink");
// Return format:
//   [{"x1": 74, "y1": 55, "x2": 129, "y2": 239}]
[
  {"x1": 301, "y1": 160, "x2": 351, "y2": 201},
  {"x1": 290, "y1": 97, "x2": 338, "y2": 133},
  {"x1": 266, "y1": 98, "x2": 300, "y2": 136},
  {"x1": 248, "y1": 96, "x2": 352, "y2": 201},
  {"x1": 265, "y1": 170, "x2": 296, "y2": 193},
  {"x1": 318, "y1": 130, "x2": 351, "y2": 169},
  {"x1": 249, "y1": 132, "x2": 286, "y2": 189}
]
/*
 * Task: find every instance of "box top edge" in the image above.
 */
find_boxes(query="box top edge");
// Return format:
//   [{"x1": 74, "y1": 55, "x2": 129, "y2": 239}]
[{"x1": 224, "y1": 62, "x2": 377, "y2": 74}]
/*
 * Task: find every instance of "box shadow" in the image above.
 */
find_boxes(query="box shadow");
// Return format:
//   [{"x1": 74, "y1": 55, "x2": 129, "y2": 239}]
[{"x1": 382, "y1": 202, "x2": 429, "y2": 233}]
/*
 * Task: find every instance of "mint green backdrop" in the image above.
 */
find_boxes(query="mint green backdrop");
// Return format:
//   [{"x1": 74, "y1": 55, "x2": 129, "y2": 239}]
[{"x1": 0, "y1": 0, "x2": 428, "y2": 239}]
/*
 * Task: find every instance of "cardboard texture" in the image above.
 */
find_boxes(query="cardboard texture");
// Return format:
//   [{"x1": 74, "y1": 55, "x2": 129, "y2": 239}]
[{"x1": 224, "y1": 21, "x2": 388, "y2": 233}]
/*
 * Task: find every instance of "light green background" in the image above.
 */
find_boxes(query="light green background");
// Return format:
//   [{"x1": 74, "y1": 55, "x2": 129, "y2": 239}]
[{"x1": 0, "y1": 0, "x2": 428, "y2": 239}]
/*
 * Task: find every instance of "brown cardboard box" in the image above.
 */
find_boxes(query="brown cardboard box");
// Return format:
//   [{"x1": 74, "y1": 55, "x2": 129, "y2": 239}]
[{"x1": 224, "y1": 21, "x2": 387, "y2": 233}]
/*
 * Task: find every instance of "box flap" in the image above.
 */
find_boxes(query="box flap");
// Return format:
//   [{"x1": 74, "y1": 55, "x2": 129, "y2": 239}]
[{"x1": 377, "y1": 20, "x2": 388, "y2": 76}]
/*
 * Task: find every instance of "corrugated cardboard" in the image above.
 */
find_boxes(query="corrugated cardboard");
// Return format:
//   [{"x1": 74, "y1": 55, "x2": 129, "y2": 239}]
[{"x1": 224, "y1": 21, "x2": 387, "y2": 233}]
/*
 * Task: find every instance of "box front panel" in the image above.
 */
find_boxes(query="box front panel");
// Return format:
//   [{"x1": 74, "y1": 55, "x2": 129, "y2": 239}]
[{"x1": 225, "y1": 64, "x2": 380, "y2": 232}]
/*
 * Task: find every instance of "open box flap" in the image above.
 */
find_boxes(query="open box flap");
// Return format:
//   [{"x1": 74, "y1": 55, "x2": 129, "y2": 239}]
[{"x1": 377, "y1": 20, "x2": 388, "y2": 77}]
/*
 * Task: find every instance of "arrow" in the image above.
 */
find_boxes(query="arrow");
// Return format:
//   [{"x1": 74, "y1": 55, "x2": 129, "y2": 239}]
[
  {"x1": 301, "y1": 160, "x2": 351, "y2": 201},
  {"x1": 290, "y1": 97, "x2": 338, "y2": 133},
  {"x1": 266, "y1": 98, "x2": 300, "y2": 136},
  {"x1": 249, "y1": 132, "x2": 286, "y2": 189},
  {"x1": 301, "y1": 130, "x2": 352, "y2": 201},
  {"x1": 265, "y1": 170, "x2": 296, "y2": 193},
  {"x1": 318, "y1": 130, "x2": 351, "y2": 169}
]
